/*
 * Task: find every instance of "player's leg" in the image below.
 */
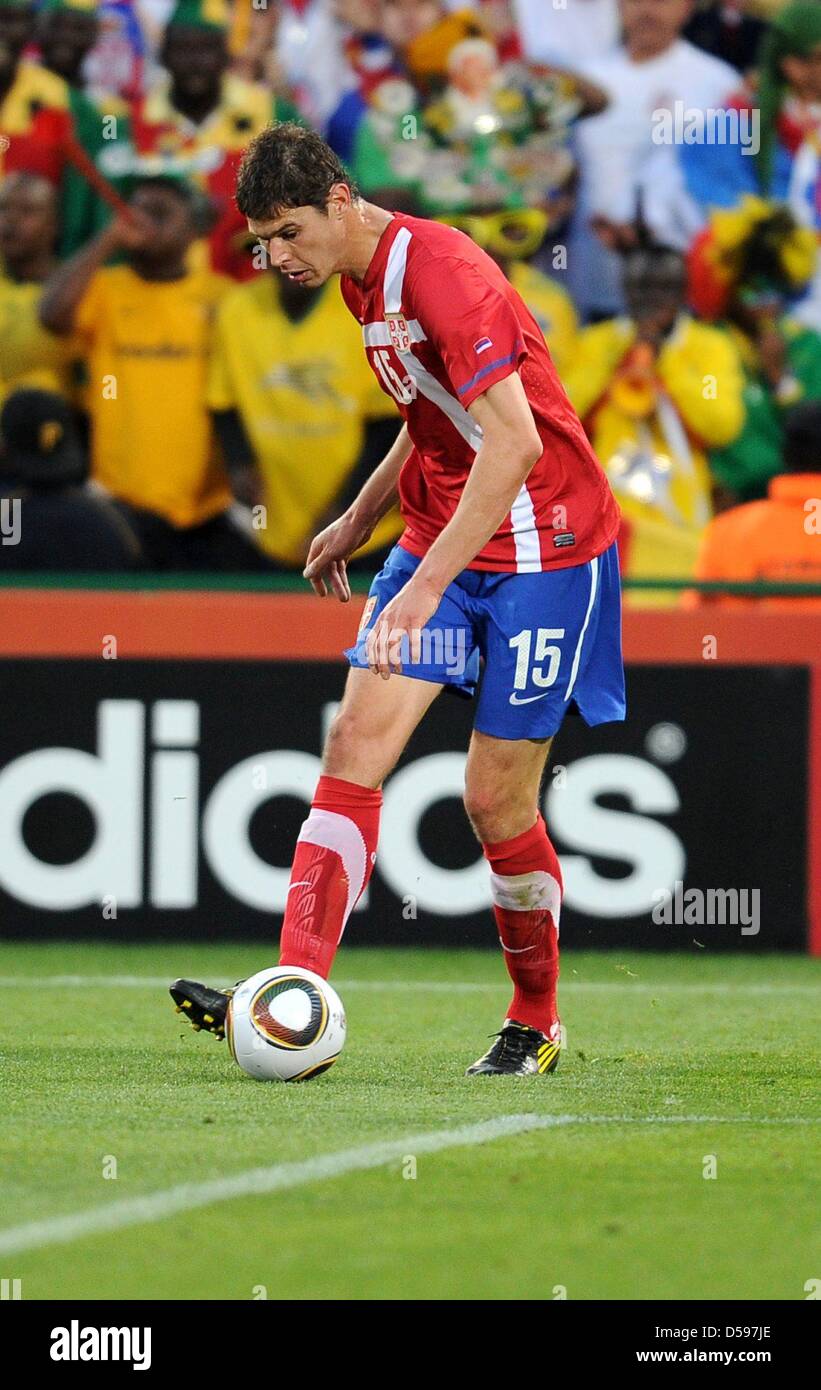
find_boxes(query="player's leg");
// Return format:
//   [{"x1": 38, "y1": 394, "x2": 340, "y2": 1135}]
[
  {"x1": 463, "y1": 729, "x2": 553, "y2": 844},
  {"x1": 170, "y1": 541, "x2": 481, "y2": 1037},
  {"x1": 463, "y1": 730, "x2": 563, "y2": 1076},
  {"x1": 461, "y1": 541, "x2": 625, "y2": 1076},
  {"x1": 277, "y1": 535, "x2": 483, "y2": 982},
  {"x1": 171, "y1": 668, "x2": 441, "y2": 1034},
  {"x1": 277, "y1": 665, "x2": 442, "y2": 977}
]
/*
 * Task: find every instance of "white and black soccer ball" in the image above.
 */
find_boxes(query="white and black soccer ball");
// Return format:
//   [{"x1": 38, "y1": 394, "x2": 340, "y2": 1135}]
[{"x1": 226, "y1": 966, "x2": 346, "y2": 1082}]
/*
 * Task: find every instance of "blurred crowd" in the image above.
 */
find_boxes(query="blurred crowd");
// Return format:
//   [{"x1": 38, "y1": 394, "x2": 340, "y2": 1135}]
[{"x1": 1, "y1": 0, "x2": 821, "y2": 602}]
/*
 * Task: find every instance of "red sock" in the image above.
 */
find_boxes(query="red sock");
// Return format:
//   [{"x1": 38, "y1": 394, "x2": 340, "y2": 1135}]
[
  {"x1": 278, "y1": 775, "x2": 381, "y2": 978},
  {"x1": 482, "y1": 814, "x2": 562, "y2": 1037}
]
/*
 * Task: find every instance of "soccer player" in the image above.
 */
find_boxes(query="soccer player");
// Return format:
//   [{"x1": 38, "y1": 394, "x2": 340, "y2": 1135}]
[{"x1": 171, "y1": 123, "x2": 625, "y2": 1076}]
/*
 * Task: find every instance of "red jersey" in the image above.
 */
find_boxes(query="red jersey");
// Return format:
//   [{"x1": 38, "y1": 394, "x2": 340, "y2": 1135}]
[{"x1": 340, "y1": 213, "x2": 619, "y2": 573}]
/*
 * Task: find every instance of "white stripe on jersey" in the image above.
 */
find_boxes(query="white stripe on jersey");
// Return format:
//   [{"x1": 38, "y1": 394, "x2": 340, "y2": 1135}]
[
  {"x1": 383, "y1": 226, "x2": 412, "y2": 314},
  {"x1": 509, "y1": 483, "x2": 542, "y2": 573},
  {"x1": 375, "y1": 222, "x2": 542, "y2": 572},
  {"x1": 379, "y1": 225, "x2": 484, "y2": 451},
  {"x1": 399, "y1": 352, "x2": 485, "y2": 453},
  {"x1": 564, "y1": 554, "x2": 599, "y2": 703}
]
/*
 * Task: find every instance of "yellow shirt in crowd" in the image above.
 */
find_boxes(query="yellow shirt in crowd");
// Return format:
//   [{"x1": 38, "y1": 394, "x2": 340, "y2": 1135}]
[
  {"x1": 74, "y1": 265, "x2": 233, "y2": 528},
  {"x1": 207, "y1": 273, "x2": 402, "y2": 565},
  {"x1": 563, "y1": 315, "x2": 745, "y2": 597},
  {"x1": 0, "y1": 276, "x2": 75, "y2": 404}
]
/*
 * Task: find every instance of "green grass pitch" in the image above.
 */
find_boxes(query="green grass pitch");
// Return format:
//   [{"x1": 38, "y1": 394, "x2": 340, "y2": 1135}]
[{"x1": 0, "y1": 942, "x2": 818, "y2": 1301}]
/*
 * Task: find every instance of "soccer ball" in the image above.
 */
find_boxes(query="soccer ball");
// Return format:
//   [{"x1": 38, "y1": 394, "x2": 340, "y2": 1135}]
[{"x1": 226, "y1": 966, "x2": 346, "y2": 1082}]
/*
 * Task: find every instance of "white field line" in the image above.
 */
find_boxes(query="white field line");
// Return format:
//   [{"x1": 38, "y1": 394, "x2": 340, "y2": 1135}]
[
  {"x1": 0, "y1": 1112, "x2": 817, "y2": 1258},
  {"x1": 0, "y1": 975, "x2": 817, "y2": 995}
]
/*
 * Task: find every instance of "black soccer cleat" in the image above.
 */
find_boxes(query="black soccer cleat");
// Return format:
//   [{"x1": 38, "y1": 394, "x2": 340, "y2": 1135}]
[
  {"x1": 466, "y1": 1020, "x2": 561, "y2": 1076},
  {"x1": 169, "y1": 978, "x2": 239, "y2": 1041}
]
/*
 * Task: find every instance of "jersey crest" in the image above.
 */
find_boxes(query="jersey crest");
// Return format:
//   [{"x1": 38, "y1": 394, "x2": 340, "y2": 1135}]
[{"x1": 385, "y1": 312, "x2": 411, "y2": 352}]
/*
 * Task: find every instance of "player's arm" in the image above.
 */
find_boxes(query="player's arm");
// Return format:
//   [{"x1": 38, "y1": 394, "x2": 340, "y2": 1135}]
[
  {"x1": 414, "y1": 374, "x2": 542, "y2": 593},
  {"x1": 303, "y1": 421, "x2": 412, "y2": 600}
]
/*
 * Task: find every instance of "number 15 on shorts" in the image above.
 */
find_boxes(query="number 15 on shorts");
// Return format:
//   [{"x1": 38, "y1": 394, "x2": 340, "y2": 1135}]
[{"x1": 508, "y1": 628, "x2": 565, "y2": 705}]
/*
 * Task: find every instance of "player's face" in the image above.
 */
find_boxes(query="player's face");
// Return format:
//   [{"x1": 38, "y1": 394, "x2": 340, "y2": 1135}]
[{"x1": 248, "y1": 202, "x2": 346, "y2": 289}]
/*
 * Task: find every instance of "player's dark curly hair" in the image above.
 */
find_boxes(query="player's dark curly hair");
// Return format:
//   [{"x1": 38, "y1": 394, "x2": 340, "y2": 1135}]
[{"x1": 235, "y1": 123, "x2": 358, "y2": 221}]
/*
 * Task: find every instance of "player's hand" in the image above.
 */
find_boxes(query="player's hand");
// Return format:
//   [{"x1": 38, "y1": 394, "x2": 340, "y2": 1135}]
[
  {"x1": 365, "y1": 574, "x2": 442, "y2": 679},
  {"x1": 303, "y1": 511, "x2": 371, "y2": 601}
]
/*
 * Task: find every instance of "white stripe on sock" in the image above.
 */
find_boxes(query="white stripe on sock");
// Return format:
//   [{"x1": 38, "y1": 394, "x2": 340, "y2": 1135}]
[
  {"x1": 490, "y1": 869, "x2": 562, "y2": 928},
  {"x1": 295, "y1": 810, "x2": 368, "y2": 930}
]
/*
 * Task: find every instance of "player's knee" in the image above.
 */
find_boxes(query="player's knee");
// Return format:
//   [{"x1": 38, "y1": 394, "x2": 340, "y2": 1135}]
[
  {"x1": 463, "y1": 781, "x2": 535, "y2": 844},
  {"x1": 322, "y1": 705, "x2": 386, "y2": 780},
  {"x1": 323, "y1": 708, "x2": 363, "y2": 767},
  {"x1": 463, "y1": 783, "x2": 501, "y2": 840}
]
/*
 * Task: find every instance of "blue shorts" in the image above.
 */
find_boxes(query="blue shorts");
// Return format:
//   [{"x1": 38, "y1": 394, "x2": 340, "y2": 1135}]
[{"x1": 345, "y1": 541, "x2": 626, "y2": 740}]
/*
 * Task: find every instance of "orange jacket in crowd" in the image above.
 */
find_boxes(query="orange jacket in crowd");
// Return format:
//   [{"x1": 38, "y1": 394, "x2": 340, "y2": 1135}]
[{"x1": 690, "y1": 474, "x2": 821, "y2": 608}]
